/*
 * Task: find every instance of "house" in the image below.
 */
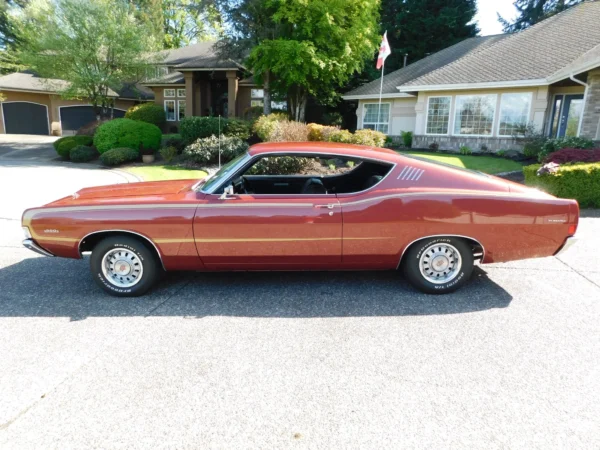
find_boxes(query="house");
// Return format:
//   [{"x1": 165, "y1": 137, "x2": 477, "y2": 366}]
[
  {"x1": 141, "y1": 41, "x2": 262, "y2": 132},
  {"x1": 0, "y1": 71, "x2": 153, "y2": 136},
  {"x1": 0, "y1": 41, "x2": 259, "y2": 136},
  {"x1": 343, "y1": 0, "x2": 600, "y2": 151}
]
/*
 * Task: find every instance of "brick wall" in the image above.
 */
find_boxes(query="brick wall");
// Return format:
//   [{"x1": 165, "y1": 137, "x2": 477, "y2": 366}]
[{"x1": 580, "y1": 69, "x2": 600, "y2": 140}]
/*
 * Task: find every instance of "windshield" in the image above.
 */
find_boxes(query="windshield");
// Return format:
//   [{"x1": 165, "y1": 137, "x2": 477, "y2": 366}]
[{"x1": 200, "y1": 152, "x2": 250, "y2": 193}]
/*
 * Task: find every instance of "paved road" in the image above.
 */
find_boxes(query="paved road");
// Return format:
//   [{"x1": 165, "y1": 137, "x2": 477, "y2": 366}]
[{"x1": 0, "y1": 139, "x2": 599, "y2": 448}]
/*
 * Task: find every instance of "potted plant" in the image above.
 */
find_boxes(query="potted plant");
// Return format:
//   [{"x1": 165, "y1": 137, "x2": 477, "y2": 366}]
[{"x1": 140, "y1": 143, "x2": 155, "y2": 163}]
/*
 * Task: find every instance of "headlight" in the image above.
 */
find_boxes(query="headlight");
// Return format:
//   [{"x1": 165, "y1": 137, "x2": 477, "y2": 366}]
[{"x1": 22, "y1": 227, "x2": 32, "y2": 239}]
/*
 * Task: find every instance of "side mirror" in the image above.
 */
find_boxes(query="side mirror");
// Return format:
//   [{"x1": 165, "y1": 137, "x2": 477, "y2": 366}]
[{"x1": 219, "y1": 185, "x2": 236, "y2": 200}]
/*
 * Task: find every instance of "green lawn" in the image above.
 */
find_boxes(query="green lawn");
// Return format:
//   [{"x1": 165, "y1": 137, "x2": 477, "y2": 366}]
[
  {"x1": 399, "y1": 151, "x2": 524, "y2": 174},
  {"x1": 123, "y1": 165, "x2": 208, "y2": 181}
]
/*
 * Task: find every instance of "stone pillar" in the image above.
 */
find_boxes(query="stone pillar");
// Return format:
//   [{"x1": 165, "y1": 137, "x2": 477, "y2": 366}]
[
  {"x1": 226, "y1": 70, "x2": 238, "y2": 118},
  {"x1": 580, "y1": 69, "x2": 600, "y2": 140},
  {"x1": 184, "y1": 72, "x2": 194, "y2": 118}
]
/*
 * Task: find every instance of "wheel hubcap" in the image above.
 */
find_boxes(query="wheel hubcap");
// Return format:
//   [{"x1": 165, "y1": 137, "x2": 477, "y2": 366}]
[
  {"x1": 101, "y1": 248, "x2": 143, "y2": 288},
  {"x1": 419, "y1": 243, "x2": 462, "y2": 284}
]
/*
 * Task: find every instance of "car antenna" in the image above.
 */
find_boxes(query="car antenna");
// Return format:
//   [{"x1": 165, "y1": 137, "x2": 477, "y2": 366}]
[{"x1": 218, "y1": 114, "x2": 221, "y2": 169}]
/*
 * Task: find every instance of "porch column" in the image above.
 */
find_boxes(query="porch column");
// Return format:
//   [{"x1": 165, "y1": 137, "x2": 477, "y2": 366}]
[
  {"x1": 580, "y1": 69, "x2": 600, "y2": 140},
  {"x1": 226, "y1": 70, "x2": 238, "y2": 118},
  {"x1": 48, "y1": 94, "x2": 61, "y2": 136},
  {"x1": 184, "y1": 72, "x2": 194, "y2": 117}
]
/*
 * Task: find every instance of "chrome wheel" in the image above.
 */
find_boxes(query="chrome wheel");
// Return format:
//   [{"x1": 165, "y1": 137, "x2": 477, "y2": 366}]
[
  {"x1": 419, "y1": 243, "x2": 462, "y2": 284},
  {"x1": 101, "y1": 247, "x2": 144, "y2": 288}
]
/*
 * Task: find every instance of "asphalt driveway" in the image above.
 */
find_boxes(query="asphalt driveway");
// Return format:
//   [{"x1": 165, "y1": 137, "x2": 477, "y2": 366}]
[{"x1": 0, "y1": 138, "x2": 598, "y2": 448}]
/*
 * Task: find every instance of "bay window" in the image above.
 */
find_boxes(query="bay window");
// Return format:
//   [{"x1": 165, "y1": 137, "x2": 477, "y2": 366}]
[
  {"x1": 497, "y1": 93, "x2": 532, "y2": 136},
  {"x1": 453, "y1": 94, "x2": 496, "y2": 136},
  {"x1": 425, "y1": 96, "x2": 451, "y2": 135},
  {"x1": 363, "y1": 103, "x2": 390, "y2": 133}
]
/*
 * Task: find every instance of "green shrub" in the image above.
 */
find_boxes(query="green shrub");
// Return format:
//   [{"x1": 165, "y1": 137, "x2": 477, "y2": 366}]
[
  {"x1": 497, "y1": 150, "x2": 506, "y2": 157},
  {"x1": 401, "y1": 131, "x2": 413, "y2": 148},
  {"x1": 538, "y1": 136, "x2": 595, "y2": 162},
  {"x1": 351, "y1": 129, "x2": 386, "y2": 147},
  {"x1": 99, "y1": 147, "x2": 139, "y2": 166},
  {"x1": 307, "y1": 123, "x2": 338, "y2": 141},
  {"x1": 523, "y1": 162, "x2": 600, "y2": 208},
  {"x1": 69, "y1": 145, "x2": 98, "y2": 163},
  {"x1": 242, "y1": 105, "x2": 265, "y2": 122},
  {"x1": 125, "y1": 103, "x2": 166, "y2": 127},
  {"x1": 328, "y1": 129, "x2": 353, "y2": 144},
  {"x1": 322, "y1": 111, "x2": 343, "y2": 126},
  {"x1": 183, "y1": 135, "x2": 249, "y2": 164},
  {"x1": 54, "y1": 135, "x2": 94, "y2": 159},
  {"x1": 94, "y1": 118, "x2": 161, "y2": 154},
  {"x1": 163, "y1": 136, "x2": 184, "y2": 153},
  {"x1": 459, "y1": 145, "x2": 472, "y2": 155},
  {"x1": 247, "y1": 156, "x2": 310, "y2": 175},
  {"x1": 180, "y1": 117, "x2": 224, "y2": 143},
  {"x1": 224, "y1": 119, "x2": 252, "y2": 140},
  {"x1": 270, "y1": 121, "x2": 309, "y2": 142},
  {"x1": 429, "y1": 142, "x2": 439, "y2": 151},
  {"x1": 159, "y1": 146, "x2": 178, "y2": 162},
  {"x1": 253, "y1": 113, "x2": 288, "y2": 141}
]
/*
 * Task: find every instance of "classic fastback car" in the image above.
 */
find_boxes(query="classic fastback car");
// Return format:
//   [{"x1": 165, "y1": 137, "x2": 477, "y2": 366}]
[{"x1": 22, "y1": 142, "x2": 578, "y2": 296}]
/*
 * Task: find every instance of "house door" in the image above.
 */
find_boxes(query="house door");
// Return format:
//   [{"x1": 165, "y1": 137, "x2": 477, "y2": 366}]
[{"x1": 549, "y1": 94, "x2": 584, "y2": 138}]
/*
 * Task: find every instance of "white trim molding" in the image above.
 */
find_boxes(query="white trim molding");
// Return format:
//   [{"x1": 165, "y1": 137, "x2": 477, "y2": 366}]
[
  {"x1": 398, "y1": 79, "x2": 549, "y2": 93},
  {"x1": 342, "y1": 93, "x2": 415, "y2": 100}
]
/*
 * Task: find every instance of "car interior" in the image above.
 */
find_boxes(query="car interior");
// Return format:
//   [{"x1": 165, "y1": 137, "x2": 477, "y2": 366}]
[{"x1": 229, "y1": 155, "x2": 394, "y2": 195}]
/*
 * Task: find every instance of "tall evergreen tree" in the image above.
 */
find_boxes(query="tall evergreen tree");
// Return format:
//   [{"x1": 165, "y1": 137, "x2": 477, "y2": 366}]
[
  {"x1": 498, "y1": 0, "x2": 583, "y2": 33},
  {"x1": 379, "y1": 0, "x2": 479, "y2": 74}
]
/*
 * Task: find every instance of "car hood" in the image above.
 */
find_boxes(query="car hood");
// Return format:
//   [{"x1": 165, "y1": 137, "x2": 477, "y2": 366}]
[{"x1": 72, "y1": 179, "x2": 201, "y2": 201}]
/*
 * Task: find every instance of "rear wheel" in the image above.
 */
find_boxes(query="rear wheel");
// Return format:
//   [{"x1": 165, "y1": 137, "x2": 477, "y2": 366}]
[
  {"x1": 402, "y1": 237, "x2": 474, "y2": 294},
  {"x1": 90, "y1": 236, "x2": 160, "y2": 297}
]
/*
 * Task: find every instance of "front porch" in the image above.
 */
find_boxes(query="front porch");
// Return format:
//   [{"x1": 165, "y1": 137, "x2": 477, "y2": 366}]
[{"x1": 182, "y1": 70, "x2": 242, "y2": 119}]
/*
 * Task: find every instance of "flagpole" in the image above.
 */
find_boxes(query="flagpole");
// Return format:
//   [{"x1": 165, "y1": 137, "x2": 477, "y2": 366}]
[{"x1": 377, "y1": 59, "x2": 385, "y2": 133}]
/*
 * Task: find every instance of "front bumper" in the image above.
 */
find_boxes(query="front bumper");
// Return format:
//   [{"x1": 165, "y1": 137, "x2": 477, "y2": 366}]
[
  {"x1": 22, "y1": 239, "x2": 55, "y2": 257},
  {"x1": 554, "y1": 236, "x2": 577, "y2": 256}
]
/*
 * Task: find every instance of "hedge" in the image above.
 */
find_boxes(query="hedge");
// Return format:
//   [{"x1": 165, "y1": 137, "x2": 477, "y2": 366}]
[
  {"x1": 183, "y1": 135, "x2": 249, "y2": 164},
  {"x1": 69, "y1": 145, "x2": 98, "y2": 163},
  {"x1": 54, "y1": 135, "x2": 94, "y2": 159},
  {"x1": 543, "y1": 148, "x2": 600, "y2": 164},
  {"x1": 523, "y1": 163, "x2": 600, "y2": 208},
  {"x1": 179, "y1": 117, "x2": 252, "y2": 144},
  {"x1": 100, "y1": 147, "x2": 139, "y2": 166},
  {"x1": 125, "y1": 103, "x2": 166, "y2": 127},
  {"x1": 93, "y1": 118, "x2": 161, "y2": 154}
]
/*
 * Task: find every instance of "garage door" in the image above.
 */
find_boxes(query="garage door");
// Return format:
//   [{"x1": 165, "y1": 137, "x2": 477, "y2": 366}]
[
  {"x1": 2, "y1": 102, "x2": 49, "y2": 135},
  {"x1": 60, "y1": 106, "x2": 126, "y2": 135}
]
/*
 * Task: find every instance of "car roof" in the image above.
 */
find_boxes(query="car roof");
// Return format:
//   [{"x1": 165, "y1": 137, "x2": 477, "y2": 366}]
[{"x1": 248, "y1": 141, "x2": 400, "y2": 163}]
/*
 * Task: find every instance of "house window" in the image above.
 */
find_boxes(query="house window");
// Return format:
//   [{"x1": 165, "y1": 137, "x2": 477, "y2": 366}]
[
  {"x1": 453, "y1": 94, "x2": 497, "y2": 136},
  {"x1": 164, "y1": 100, "x2": 176, "y2": 121},
  {"x1": 497, "y1": 93, "x2": 532, "y2": 136},
  {"x1": 164, "y1": 89, "x2": 175, "y2": 98},
  {"x1": 251, "y1": 89, "x2": 264, "y2": 98},
  {"x1": 177, "y1": 88, "x2": 186, "y2": 98},
  {"x1": 363, "y1": 103, "x2": 390, "y2": 134},
  {"x1": 426, "y1": 96, "x2": 451, "y2": 135},
  {"x1": 251, "y1": 100, "x2": 264, "y2": 107},
  {"x1": 178, "y1": 100, "x2": 186, "y2": 121}
]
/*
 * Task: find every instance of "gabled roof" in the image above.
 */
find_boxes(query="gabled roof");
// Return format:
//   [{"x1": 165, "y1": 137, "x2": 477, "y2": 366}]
[
  {"x1": 117, "y1": 82, "x2": 155, "y2": 100},
  {"x1": 158, "y1": 41, "x2": 244, "y2": 70},
  {"x1": 343, "y1": 35, "x2": 508, "y2": 98},
  {"x1": 0, "y1": 71, "x2": 120, "y2": 97},
  {"x1": 401, "y1": 0, "x2": 600, "y2": 90},
  {"x1": 143, "y1": 71, "x2": 185, "y2": 85}
]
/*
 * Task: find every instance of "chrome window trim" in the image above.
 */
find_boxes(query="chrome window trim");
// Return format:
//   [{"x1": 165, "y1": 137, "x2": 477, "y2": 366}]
[
  {"x1": 202, "y1": 151, "x2": 397, "y2": 196},
  {"x1": 396, "y1": 234, "x2": 486, "y2": 269},
  {"x1": 78, "y1": 229, "x2": 166, "y2": 270}
]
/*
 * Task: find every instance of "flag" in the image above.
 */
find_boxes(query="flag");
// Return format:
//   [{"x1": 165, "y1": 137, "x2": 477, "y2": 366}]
[{"x1": 376, "y1": 31, "x2": 391, "y2": 70}]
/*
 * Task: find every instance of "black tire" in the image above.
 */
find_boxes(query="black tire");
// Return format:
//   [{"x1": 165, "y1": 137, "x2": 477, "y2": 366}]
[
  {"x1": 402, "y1": 237, "x2": 474, "y2": 294},
  {"x1": 90, "y1": 235, "x2": 160, "y2": 297}
]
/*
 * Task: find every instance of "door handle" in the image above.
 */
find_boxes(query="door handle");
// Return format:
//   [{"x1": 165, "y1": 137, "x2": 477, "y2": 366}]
[{"x1": 315, "y1": 204, "x2": 336, "y2": 209}]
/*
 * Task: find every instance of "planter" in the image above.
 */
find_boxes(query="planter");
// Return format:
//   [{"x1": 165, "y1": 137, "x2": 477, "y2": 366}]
[{"x1": 142, "y1": 154, "x2": 155, "y2": 163}]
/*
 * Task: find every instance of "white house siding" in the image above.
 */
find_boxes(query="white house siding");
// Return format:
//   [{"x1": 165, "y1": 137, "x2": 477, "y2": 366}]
[{"x1": 357, "y1": 97, "x2": 417, "y2": 136}]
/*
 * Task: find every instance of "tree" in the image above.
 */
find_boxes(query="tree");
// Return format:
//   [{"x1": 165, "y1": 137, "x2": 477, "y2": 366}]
[
  {"x1": 13, "y1": 0, "x2": 160, "y2": 117},
  {"x1": 379, "y1": 0, "x2": 479, "y2": 74},
  {"x1": 498, "y1": 0, "x2": 582, "y2": 33},
  {"x1": 0, "y1": 0, "x2": 28, "y2": 74}
]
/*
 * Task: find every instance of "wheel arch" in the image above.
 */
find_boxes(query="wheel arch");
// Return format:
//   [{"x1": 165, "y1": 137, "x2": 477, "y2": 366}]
[
  {"x1": 397, "y1": 234, "x2": 485, "y2": 269},
  {"x1": 78, "y1": 230, "x2": 165, "y2": 270}
]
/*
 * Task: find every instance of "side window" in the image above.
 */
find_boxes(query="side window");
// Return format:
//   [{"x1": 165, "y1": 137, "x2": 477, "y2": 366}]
[{"x1": 245, "y1": 156, "x2": 358, "y2": 176}]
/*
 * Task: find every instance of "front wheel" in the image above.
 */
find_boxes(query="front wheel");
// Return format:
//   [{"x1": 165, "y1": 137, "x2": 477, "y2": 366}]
[
  {"x1": 402, "y1": 237, "x2": 474, "y2": 294},
  {"x1": 90, "y1": 236, "x2": 160, "y2": 297}
]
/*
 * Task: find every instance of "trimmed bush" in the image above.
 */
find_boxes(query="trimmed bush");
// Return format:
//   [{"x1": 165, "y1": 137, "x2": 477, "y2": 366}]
[
  {"x1": 69, "y1": 145, "x2": 98, "y2": 163},
  {"x1": 224, "y1": 119, "x2": 251, "y2": 140},
  {"x1": 307, "y1": 123, "x2": 338, "y2": 141},
  {"x1": 247, "y1": 156, "x2": 310, "y2": 175},
  {"x1": 94, "y1": 118, "x2": 161, "y2": 154},
  {"x1": 351, "y1": 129, "x2": 386, "y2": 147},
  {"x1": 100, "y1": 147, "x2": 139, "y2": 166},
  {"x1": 183, "y1": 135, "x2": 249, "y2": 164},
  {"x1": 328, "y1": 129, "x2": 353, "y2": 144},
  {"x1": 269, "y1": 121, "x2": 309, "y2": 142},
  {"x1": 401, "y1": 131, "x2": 413, "y2": 148},
  {"x1": 125, "y1": 103, "x2": 166, "y2": 127},
  {"x1": 54, "y1": 135, "x2": 94, "y2": 159},
  {"x1": 538, "y1": 136, "x2": 595, "y2": 162},
  {"x1": 159, "y1": 146, "x2": 178, "y2": 162},
  {"x1": 180, "y1": 117, "x2": 223, "y2": 143},
  {"x1": 544, "y1": 148, "x2": 600, "y2": 164},
  {"x1": 253, "y1": 113, "x2": 288, "y2": 141},
  {"x1": 524, "y1": 162, "x2": 600, "y2": 208},
  {"x1": 163, "y1": 136, "x2": 185, "y2": 153}
]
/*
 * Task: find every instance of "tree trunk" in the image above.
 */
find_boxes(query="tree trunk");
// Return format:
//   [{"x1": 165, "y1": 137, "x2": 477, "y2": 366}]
[
  {"x1": 263, "y1": 70, "x2": 272, "y2": 115},
  {"x1": 288, "y1": 85, "x2": 307, "y2": 122}
]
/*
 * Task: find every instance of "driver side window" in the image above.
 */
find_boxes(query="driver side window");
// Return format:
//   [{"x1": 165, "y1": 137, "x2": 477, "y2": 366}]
[{"x1": 246, "y1": 156, "x2": 357, "y2": 176}]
